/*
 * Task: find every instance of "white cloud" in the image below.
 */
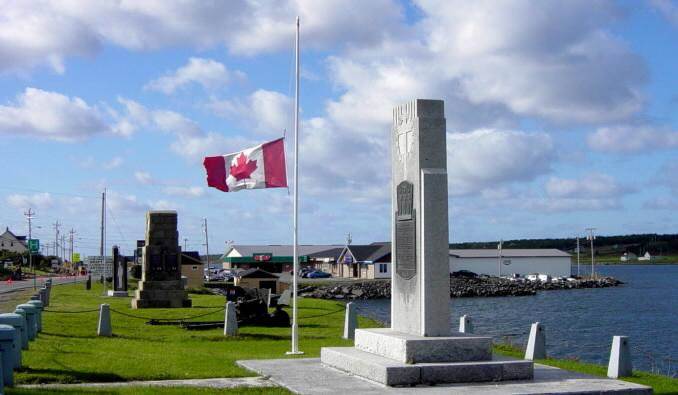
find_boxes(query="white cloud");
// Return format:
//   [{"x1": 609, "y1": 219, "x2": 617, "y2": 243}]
[
  {"x1": 103, "y1": 156, "x2": 124, "y2": 169},
  {"x1": 209, "y1": 89, "x2": 292, "y2": 136},
  {"x1": 643, "y1": 196, "x2": 678, "y2": 210},
  {"x1": 652, "y1": 0, "x2": 678, "y2": 26},
  {"x1": 545, "y1": 173, "x2": 630, "y2": 198},
  {"x1": 134, "y1": 171, "x2": 153, "y2": 185},
  {"x1": 6, "y1": 192, "x2": 54, "y2": 210},
  {"x1": 416, "y1": 0, "x2": 646, "y2": 123},
  {"x1": 0, "y1": 88, "x2": 108, "y2": 141},
  {"x1": 106, "y1": 193, "x2": 149, "y2": 214},
  {"x1": 145, "y1": 57, "x2": 243, "y2": 94},
  {"x1": 162, "y1": 186, "x2": 205, "y2": 198},
  {"x1": 587, "y1": 125, "x2": 678, "y2": 153},
  {"x1": 447, "y1": 129, "x2": 556, "y2": 195},
  {"x1": 0, "y1": 0, "x2": 404, "y2": 73}
]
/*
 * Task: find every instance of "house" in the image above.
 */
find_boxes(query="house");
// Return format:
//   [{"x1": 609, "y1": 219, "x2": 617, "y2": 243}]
[
  {"x1": 449, "y1": 249, "x2": 572, "y2": 277},
  {"x1": 0, "y1": 227, "x2": 28, "y2": 253},
  {"x1": 637, "y1": 252, "x2": 653, "y2": 261},
  {"x1": 234, "y1": 268, "x2": 285, "y2": 293},
  {"x1": 319, "y1": 242, "x2": 392, "y2": 279},
  {"x1": 223, "y1": 244, "x2": 343, "y2": 273},
  {"x1": 181, "y1": 251, "x2": 204, "y2": 289},
  {"x1": 620, "y1": 252, "x2": 637, "y2": 262}
]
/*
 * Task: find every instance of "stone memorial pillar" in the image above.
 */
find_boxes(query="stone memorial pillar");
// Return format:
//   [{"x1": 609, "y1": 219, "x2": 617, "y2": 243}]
[
  {"x1": 108, "y1": 246, "x2": 129, "y2": 297},
  {"x1": 131, "y1": 211, "x2": 191, "y2": 308},
  {"x1": 320, "y1": 99, "x2": 533, "y2": 386}
]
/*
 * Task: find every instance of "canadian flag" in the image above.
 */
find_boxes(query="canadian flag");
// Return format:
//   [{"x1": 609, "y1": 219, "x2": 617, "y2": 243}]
[{"x1": 203, "y1": 137, "x2": 287, "y2": 192}]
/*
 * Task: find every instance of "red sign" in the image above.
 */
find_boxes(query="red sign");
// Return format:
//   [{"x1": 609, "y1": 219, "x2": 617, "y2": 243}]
[{"x1": 253, "y1": 254, "x2": 272, "y2": 262}]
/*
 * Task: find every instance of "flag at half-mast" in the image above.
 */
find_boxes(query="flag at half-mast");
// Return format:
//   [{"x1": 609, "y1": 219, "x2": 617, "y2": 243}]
[{"x1": 203, "y1": 137, "x2": 287, "y2": 192}]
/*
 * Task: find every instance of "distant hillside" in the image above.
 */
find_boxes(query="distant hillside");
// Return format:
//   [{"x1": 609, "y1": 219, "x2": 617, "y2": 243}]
[{"x1": 449, "y1": 234, "x2": 678, "y2": 257}]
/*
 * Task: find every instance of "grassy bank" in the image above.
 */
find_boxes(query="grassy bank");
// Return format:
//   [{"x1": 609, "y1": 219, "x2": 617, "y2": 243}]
[
  {"x1": 575, "y1": 255, "x2": 678, "y2": 264},
  {"x1": 494, "y1": 344, "x2": 678, "y2": 394},
  {"x1": 6, "y1": 282, "x2": 378, "y2": 390}
]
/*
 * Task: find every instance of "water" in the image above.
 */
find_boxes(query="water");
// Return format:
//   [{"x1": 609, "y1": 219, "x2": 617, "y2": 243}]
[{"x1": 354, "y1": 265, "x2": 677, "y2": 376}]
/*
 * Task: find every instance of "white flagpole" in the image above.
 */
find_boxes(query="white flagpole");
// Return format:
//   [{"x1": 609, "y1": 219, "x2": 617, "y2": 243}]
[{"x1": 287, "y1": 16, "x2": 303, "y2": 355}]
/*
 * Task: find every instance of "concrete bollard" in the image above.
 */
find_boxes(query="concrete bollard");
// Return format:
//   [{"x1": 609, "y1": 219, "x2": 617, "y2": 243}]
[
  {"x1": 30, "y1": 294, "x2": 40, "y2": 301},
  {"x1": 278, "y1": 289, "x2": 291, "y2": 306},
  {"x1": 26, "y1": 300, "x2": 44, "y2": 332},
  {"x1": 86, "y1": 275, "x2": 91, "y2": 290},
  {"x1": 12, "y1": 309, "x2": 28, "y2": 350},
  {"x1": 224, "y1": 301, "x2": 238, "y2": 337},
  {"x1": 15, "y1": 305, "x2": 37, "y2": 341},
  {"x1": 97, "y1": 304, "x2": 112, "y2": 337},
  {"x1": 459, "y1": 315, "x2": 473, "y2": 334},
  {"x1": 525, "y1": 322, "x2": 546, "y2": 360},
  {"x1": 0, "y1": 315, "x2": 23, "y2": 368},
  {"x1": 608, "y1": 336, "x2": 633, "y2": 378},
  {"x1": 41, "y1": 286, "x2": 50, "y2": 308},
  {"x1": 343, "y1": 302, "x2": 358, "y2": 340},
  {"x1": 0, "y1": 325, "x2": 16, "y2": 386}
]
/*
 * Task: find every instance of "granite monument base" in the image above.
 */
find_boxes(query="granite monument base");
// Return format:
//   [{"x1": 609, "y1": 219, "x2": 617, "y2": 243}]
[
  {"x1": 320, "y1": 329, "x2": 533, "y2": 386},
  {"x1": 131, "y1": 280, "x2": 191, "y2": 309},
  {"x1": 106, "y1": 290, "x2": 129, "y2": 297}
]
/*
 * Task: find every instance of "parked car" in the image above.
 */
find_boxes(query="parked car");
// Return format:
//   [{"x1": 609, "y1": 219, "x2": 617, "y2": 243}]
[{"x1": 306, "y1": 270, "x2": 331, "y2": 278}]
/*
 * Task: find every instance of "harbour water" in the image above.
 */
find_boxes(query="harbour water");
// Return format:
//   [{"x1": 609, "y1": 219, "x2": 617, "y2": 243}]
[{"x1": 353, "y1": 264, "x2": 677, "y2": 376}]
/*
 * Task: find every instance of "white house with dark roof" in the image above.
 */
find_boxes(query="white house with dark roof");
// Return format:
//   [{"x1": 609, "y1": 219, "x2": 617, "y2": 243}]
[
  {"x1": 0, "y1": 227, "x2": 28, "y2": 253},
  {"x1": 449, "y1": 248, "x2": 572, "y2": 277}
]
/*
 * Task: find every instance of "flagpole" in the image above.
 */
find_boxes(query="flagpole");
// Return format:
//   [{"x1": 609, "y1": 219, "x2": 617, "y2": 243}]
[{"x1": 287, "y1": 16, "x2": 303, "y2": 356}]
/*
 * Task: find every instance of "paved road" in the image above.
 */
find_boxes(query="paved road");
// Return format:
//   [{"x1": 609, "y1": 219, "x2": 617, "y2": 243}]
[{"x1": 0, "y1": 275, "x2": 87, "y2": 294}]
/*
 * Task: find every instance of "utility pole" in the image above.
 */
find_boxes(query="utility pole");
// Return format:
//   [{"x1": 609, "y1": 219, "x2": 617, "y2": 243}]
[
  {"x1": 69, "y1": 229, "x2": 75, "y2": 269},
  {"x1": 53, "y1": 220, "x2": 61, "y2": 260},
  {"x1": 61, "y1": 234, "x2": 66, "y2": 263},
  {"x1": 497, "y1": 239, "x2": 503, "y2": 277},
  {"x1": 586, "y1": 228, "x2": 596, "y2": 279},
  {"x1": 24, "y1": 208, "x2": 36, "y2": 290},
  {"x1": 202, "y1": 218, "x2": 210, "y2": 269},
  {"x1": 576, "y1": 235, "x2": 581, "y2": 277},
  {"x1": 100, "y1": 189, "x2": 107, "y2": 294}
]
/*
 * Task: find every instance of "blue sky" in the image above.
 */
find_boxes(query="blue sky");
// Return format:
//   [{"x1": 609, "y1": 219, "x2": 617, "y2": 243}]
[{"x1": 0, "y1": 0, "x2": 676, "y2": 257}]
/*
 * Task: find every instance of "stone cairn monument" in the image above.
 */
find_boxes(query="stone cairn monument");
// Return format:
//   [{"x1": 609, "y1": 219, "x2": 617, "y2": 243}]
[
  {"x1": 321, "y1": 100, "x2": 533, "y2": 385},
  {"x1": 107, "y1": 245, "x2": 129, "y2": 297},
  {"x1": 131, "y1": 211, "x2": 191, "y2": 308}
]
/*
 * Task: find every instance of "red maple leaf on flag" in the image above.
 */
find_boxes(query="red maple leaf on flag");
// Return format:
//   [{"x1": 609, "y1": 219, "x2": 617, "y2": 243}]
[{"x1": 229, "y1": 152, "x2": 258, "y2": 181}]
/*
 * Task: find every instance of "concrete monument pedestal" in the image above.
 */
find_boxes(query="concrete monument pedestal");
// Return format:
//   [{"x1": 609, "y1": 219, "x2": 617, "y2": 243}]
[{"x1": 320, "y1": 99, "x2": 533, "y2": 385}]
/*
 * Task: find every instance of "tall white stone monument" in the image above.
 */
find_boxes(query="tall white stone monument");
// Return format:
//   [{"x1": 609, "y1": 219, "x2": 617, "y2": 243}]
[{"x1": 321, "y1": 99, "x2": 534, "y2": 386}]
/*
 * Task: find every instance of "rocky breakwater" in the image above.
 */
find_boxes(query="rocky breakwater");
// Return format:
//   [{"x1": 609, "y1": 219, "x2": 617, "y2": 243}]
[{"x1": 298, "y1": 276, "x2": 622, "y2": 300}]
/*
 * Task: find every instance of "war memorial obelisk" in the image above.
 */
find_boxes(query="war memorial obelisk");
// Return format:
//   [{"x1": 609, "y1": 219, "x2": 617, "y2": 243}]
[{"x1": 321, "y1": 99, "x2": 534, "y2": 385}]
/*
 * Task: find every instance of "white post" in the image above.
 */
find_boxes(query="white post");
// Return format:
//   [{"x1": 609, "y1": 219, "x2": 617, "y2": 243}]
[
  {"x1": 224, "y1": 301, "x2": 238, "y2": 337},
  {"x1": 287, "y1": 16, "x2": 303, "y2": 355},
  {"x1": 525, "y1": 322, "x2": 546, "y2": 360},
  {"x1": 97, "y1": 304, "x2": 112, "y2": 337},
  {"x1": 459, "y1": 314, "x2": 473, "y2": 334},
  {"x1": 342, "y1": 302, "x2": 357, "y2": 340},
  {"x1": 608, "y1": 336, "x2": 632, "y2": 378}
]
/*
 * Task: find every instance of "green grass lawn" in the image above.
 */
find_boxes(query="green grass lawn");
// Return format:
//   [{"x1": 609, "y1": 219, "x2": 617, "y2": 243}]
[
  {"x1": 494, "y1": 343, "x2": 678, "y2": 394},
  {"x1": 9, "y1": 282, "x2": 379, "y2": 386}
]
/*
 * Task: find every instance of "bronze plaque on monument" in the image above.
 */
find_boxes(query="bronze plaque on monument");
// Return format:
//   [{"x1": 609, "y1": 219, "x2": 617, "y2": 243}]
[{"x1": 396, "y1": 181, "x2": 416, "y2": 279}]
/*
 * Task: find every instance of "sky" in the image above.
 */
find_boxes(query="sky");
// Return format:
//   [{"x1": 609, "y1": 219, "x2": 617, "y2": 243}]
[{"x1": 0, "y1": 0, "x2": 677, "y2": 257}]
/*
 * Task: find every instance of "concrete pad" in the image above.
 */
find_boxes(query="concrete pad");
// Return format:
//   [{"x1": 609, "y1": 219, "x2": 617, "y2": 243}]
[
  {"x1": 18, "y1": 377, "x2": 276, "y2": 390},
  {"x1": 355, "y1": 328, "x2": 492, "y2": 363},
  {"x1": 237, "y1": 358, "x2": 653, "y2": 395}
]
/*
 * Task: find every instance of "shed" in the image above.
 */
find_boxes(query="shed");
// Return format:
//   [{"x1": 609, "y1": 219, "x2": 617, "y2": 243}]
[
  {"x1": 234, "y1": 268, "x2": 283, "y2": 293},
  {"x1": 181, "y1": 251, "x2": 204, "y2": 289}
]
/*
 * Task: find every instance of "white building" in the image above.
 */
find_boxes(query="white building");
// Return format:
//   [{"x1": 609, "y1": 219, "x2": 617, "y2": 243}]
[
  {"x1": 0, "y1": 227, "x2": 28, "y2": 253},
  {"x1": 449, "y1": 249, "x2": 572, "y2": 277}
]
